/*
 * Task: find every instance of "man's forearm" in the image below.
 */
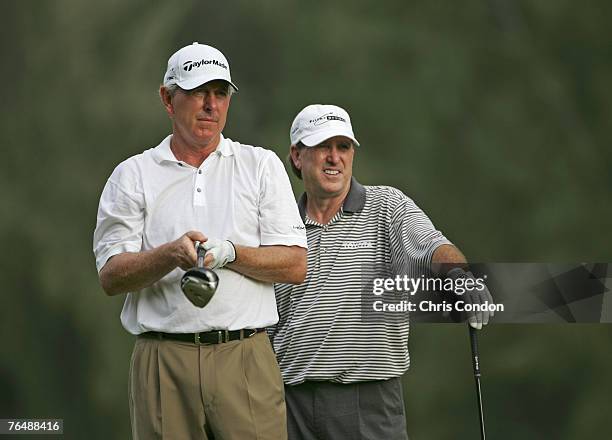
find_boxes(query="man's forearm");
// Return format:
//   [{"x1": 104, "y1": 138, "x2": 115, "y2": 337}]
[
  {"x1": 98, "y1": 243, "x2": 179, "y2": 296},
  {"x1": 98, "y1": 231, "x2": 206, "y2": 296},
  {"x1": 228, "y1": 245, "x2": 307, "y2": 284},
  {"x1": 430, "y1": 244, "x2": 468, "y2": 275}
]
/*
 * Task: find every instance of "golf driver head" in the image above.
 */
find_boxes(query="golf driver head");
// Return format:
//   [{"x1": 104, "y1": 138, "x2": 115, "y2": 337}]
[{"x1": 181, "y1": 267, "x2": 219, "y2": 308}]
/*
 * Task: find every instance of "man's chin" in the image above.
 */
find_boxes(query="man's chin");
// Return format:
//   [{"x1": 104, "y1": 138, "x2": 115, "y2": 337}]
[
  {"x1": 192, "y1": 131, "x2": 219, "y2": 146},
  {"x1": 320, "y1": 181, "x2": 349, "y2": 197}
]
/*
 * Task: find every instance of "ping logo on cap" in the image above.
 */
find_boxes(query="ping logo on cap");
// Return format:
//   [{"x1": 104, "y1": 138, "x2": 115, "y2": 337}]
[
  {"x1": 183, "y1": 59, "x2": 228, "y2": 72},
  {"x1": 289, "y1": 104, "x2": 360, "y2": 147},
  {"x1": 309, "y1": 112, "x2": 347, "y2": 126}
]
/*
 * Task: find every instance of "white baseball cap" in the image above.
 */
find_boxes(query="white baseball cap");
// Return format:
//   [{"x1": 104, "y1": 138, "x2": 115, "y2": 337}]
[
  {"x1": 290, "y1": 104, "x2": 360, "y2": 147},
  {"x1": 163, "y1": 42, "x2": 238, "y2": 91}
]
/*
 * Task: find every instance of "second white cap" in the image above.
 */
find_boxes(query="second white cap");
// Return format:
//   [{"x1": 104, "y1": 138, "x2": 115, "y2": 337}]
[{"x1": 290, "y1": 104, "x2": 359, "y2": 147}]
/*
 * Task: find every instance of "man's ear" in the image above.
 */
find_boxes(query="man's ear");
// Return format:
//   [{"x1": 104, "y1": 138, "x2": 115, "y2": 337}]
[
  {"x1": 159, "y1": 86, "x2": 174, "y2": 116},
  {"x1": 289, "y1": 145, "x2": 302, "y2": 170}
]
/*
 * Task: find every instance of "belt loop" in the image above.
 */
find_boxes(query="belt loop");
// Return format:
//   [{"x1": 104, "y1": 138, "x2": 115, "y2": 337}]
[
  {"x1": 225, "y1": 330, "x2": 229, "y2": 343},
  {"x1": 239, "y1": 329, "x2": 245, "y2": 340},
  {"x1": 194, "y1": 333, "x2": 200, "y2": 344},
  {"x1": 217, "y1": 331, "x2": 222, "y2": 344}
]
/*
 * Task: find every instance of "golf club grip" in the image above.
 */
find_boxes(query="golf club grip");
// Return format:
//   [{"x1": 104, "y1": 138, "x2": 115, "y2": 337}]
[
  {"x1": 469, "y1": 326, "x2": 481, "y2": 376},
  {"x1": 197, "y1": 246, "x2": 206, "y2": 268}
]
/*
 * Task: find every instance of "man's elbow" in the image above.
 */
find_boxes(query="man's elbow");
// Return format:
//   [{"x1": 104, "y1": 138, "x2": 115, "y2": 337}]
[
  {"x1": 286, "y1": 248, "x2": 307, "y2": 284},
  {"x1": 99, "y1": 266, "x2": 123, "y2": 296},
  {"x1": 290, "y1": 261, "x2": 307, "y2": 284}
]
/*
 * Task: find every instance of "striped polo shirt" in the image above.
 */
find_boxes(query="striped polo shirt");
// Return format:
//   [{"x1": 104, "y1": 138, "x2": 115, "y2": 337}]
[{"x1": 271, "y1": 178, "x2": 451, "y2": 385}]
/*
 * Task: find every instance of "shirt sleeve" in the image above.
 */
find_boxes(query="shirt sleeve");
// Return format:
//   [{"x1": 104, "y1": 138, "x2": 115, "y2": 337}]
[
  {"x1": 92, "y1": 160, "x2": 145, "y2": 272},
  {"x1": 258, "y1": 152, "x2": 307, "y2": 248},
  {"x1": 388, "y1": 190, "x2": 452, "y2": 277}
]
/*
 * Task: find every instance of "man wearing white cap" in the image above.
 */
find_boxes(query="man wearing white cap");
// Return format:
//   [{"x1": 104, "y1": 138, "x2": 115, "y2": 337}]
[
  {"x1": 93, "y1": 42, "x2": 307, "y2": 439},
  {"x1": 271, "y1": 104, "x2": 493, "y2": 439}
]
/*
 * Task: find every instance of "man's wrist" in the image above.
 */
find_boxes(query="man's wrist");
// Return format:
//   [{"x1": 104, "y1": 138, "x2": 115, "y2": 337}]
[
  {"x1": 162, "y1": 240, "x2": 183, "y2": 269},
  {"x1": 446, "y1": 266, "x2": 468, "y2": 281}
]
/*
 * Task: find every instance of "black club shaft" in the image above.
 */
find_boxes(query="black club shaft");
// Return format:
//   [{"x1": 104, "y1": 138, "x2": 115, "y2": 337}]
[{"x1": 469, "y1": 325, "x2": 486, "y2": 440}]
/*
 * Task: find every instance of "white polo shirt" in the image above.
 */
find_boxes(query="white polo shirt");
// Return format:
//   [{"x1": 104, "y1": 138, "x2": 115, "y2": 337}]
[{"x1": 93, "y1": 134, "x2": 307, "y2": 334}]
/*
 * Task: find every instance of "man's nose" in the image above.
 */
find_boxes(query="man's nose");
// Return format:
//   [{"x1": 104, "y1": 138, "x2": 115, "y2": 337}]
[
  {"x1": 203, "y1": 93, "x2": 217, "y2": 111},
  {"x1": 327, "y1": 146, "x2": 340, "y2": 163}
]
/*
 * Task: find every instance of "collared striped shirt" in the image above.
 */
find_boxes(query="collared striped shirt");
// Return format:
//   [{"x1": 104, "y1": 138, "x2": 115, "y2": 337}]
[{"x1": 271, "y1": 178, "x2": 451, "y2": 385}]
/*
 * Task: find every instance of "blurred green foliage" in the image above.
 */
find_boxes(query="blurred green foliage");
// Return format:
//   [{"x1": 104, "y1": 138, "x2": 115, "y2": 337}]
[{"x1": 1, "y1": 1, "x2": 611, "y2": 438}]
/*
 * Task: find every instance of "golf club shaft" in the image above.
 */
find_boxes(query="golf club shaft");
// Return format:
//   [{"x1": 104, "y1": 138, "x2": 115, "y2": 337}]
[
  {"x1": 197, "y1": 245, "x2": 206, "y2": 268},
  {"x1": 469, "y1": 325, "x2": 486, "y2": 440}
]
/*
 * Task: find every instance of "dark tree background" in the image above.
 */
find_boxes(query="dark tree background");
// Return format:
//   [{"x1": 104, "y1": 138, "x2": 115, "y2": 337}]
[{"x1": 2, "y1": 1, "x2": 611, "y2": 438}]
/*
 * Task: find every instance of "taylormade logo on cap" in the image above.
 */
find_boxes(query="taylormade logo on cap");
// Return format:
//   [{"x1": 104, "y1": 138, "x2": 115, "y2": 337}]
[
  {"x1": 182, "y1": 59, "x2": 228, "y2": 72},
  {"x1": 290, "y1": 104, "x2": 360, "y2": 147},
  {"x1": 163, "y1": 42, "x2": 238, "y2": 91}
]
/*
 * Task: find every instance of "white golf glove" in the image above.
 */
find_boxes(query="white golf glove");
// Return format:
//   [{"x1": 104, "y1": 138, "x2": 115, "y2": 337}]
[
  {"x1": 447, "y1": 268, "x2": 494, "y2": 330},
  {"x1": 201, "y1": 239, "x2": 236, "y2": 270}
]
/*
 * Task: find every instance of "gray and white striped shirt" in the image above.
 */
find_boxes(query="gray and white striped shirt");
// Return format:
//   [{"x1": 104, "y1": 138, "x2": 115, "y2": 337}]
[{"x1": 271, "y1": 178, "x2": 451, "y2": 385}]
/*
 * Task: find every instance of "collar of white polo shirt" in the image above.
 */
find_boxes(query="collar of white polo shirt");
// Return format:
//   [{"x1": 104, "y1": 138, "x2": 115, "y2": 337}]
[{"x1": 151, "y1": 134, "x2": 234, "y2": 165}]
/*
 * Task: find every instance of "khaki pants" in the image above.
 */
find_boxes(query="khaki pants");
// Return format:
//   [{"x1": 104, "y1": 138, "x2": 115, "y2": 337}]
[{"x1": 129, "y1": 331, "x2": 287, "y2": 440}]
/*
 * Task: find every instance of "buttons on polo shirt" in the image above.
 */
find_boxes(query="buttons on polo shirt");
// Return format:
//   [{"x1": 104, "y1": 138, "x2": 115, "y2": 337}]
[
  {"x1": 194, "y1": 167, "x2": 206, "y2": 204},
  {"x1": 194, "y1": 183, "x2": 205, "y2": 206}
]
